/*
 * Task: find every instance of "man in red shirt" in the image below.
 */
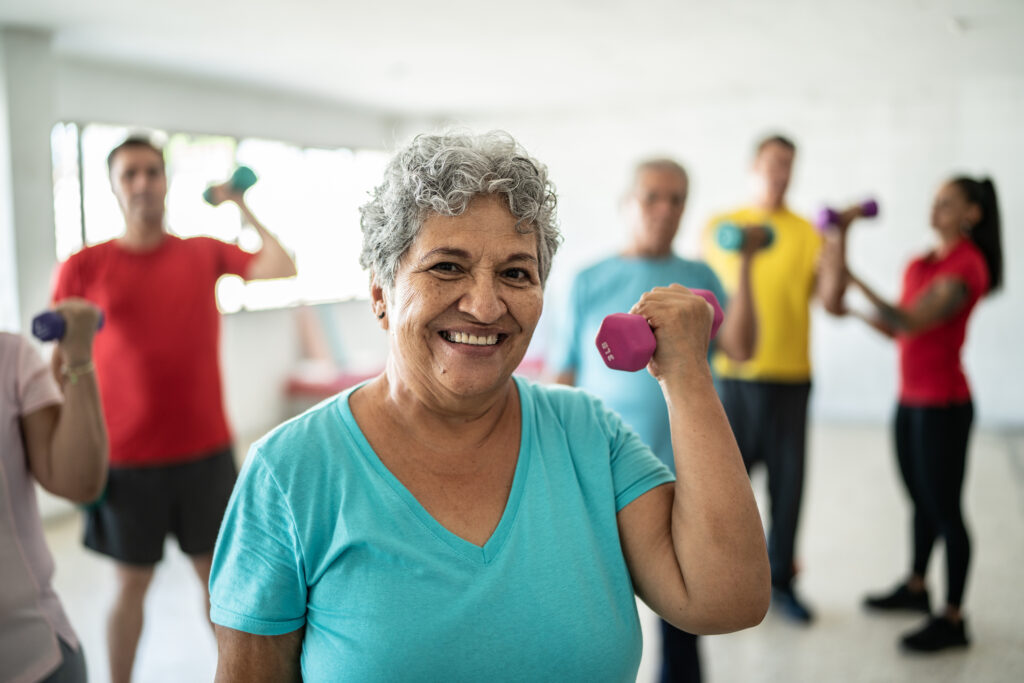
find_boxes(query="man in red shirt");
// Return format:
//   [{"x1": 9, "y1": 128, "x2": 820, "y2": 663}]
[{"x1": 51, "y1": 136, "x2": 296, "y2": 683}]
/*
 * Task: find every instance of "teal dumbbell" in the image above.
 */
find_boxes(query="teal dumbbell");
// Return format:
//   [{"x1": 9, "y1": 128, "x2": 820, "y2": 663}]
[
  {"x1": 716, "y1": 222, "x2": 774, "y2": 251},
  {"x1": 203, "y1": 166, "x2": 258, "y2": 205}
]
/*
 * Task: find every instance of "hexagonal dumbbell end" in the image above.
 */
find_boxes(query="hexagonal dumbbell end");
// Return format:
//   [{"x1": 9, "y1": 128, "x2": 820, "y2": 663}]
[
  {"x1": 596, "y1": 313, "x2": 657, "y2": 372},
  {"x1": 203, "y1": 166, "x2": 259, "y2": 205},
  {"x1": 595, "y1": 289, "x2": 724, "y2": 372},
  {"x1": 859, "y1": 199, "x2": 878, "y2": 218},
  {"x1": 815, "y1": 207, "x2": 841, "y2": 231},
  {"x1": 697, "y1": 288, "x2": 725, "y2": 339},
  {"x1": 717, "y1": 222, "x2": 774, "y2": 251}
]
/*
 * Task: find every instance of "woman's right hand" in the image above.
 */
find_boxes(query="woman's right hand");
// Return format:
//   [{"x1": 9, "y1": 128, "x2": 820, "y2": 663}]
[
  {"x1": 629, "y1": 284, "x2": 714, "y2": 383},
  {"x1": 54, "y1": 298, "x2": 101, "y2": 365}
]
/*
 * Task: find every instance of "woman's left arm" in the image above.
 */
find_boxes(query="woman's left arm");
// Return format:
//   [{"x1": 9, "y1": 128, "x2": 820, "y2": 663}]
[
  {"x1": 215, "y1": 626, "x2": 303, "y2": 683},
  {"x1": 616, "y1": 285, "x2": 770, "y2": 635},
  {"x1": 24, "y1": 299, "x2": 107, "y2": 503},
  {"x1": 849, "y1": 270, "x2": 970, "y2": 335}
]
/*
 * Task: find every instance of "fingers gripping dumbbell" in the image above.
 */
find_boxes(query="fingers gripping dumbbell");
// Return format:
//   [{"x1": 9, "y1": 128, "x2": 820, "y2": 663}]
[
  {"x1": 32, "y1": 310, "x2": 105, "y2": 342},
  {"x1": 716, "y1": 222, "x2": 775, "y2": 251},
  {"x1": 595, "y1": 289, "x2": 724, "y2": 372},
  {"x1": 815, "y1": 199, "x2": 878, "y2": 232},
  {"x1": 203, "y1": 166, "x2": 258, "y2": 206}
]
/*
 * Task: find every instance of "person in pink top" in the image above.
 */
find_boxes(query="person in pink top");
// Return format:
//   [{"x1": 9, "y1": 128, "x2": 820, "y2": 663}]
[
  {"x1": 839, "y1": 176, "x2": 1002, "y2": 652},
  {"x1": 1, "y1": 299, "x2": 106, "y2": 682}
]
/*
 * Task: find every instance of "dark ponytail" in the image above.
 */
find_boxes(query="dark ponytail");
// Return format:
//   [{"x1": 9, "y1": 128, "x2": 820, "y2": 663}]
[{"x1": 952, "y1": 176, "x2": 1003, "y2": 295}]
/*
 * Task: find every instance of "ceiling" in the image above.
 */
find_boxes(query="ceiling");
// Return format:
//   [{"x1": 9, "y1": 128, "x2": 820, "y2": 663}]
[{"x1": 1, "y1": 0, "x2": 1022, "y2": 117}]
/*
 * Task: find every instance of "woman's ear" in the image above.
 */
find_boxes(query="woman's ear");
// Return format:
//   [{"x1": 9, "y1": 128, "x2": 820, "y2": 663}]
[
  {"x1": 370, "y1": 275, "x2": 388, "y2": 329},
  {"x1": 965, "y1": 203, "x2": 983, "y2": 230}
]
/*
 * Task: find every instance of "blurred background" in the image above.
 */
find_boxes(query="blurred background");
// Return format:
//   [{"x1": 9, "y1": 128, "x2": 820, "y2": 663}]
[{"x1": 1, "y1": 1, "x2": 1021, "y2": 681}]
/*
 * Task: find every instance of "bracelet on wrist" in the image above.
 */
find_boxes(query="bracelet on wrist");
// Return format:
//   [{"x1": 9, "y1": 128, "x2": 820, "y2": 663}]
[{"x1": 61, "y1": 360, "x2": 95, "y2": 385}]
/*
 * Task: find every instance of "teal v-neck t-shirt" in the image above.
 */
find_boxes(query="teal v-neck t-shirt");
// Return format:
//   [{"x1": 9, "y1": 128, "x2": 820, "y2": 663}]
[{"x1": 209, "y1": 377, "x2": 674, "y2": 681}]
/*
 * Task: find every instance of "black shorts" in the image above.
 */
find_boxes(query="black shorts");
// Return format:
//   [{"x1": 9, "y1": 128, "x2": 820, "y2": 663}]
[{"x1": 83, "y1": 447, "x2": 237, "y2": 565}]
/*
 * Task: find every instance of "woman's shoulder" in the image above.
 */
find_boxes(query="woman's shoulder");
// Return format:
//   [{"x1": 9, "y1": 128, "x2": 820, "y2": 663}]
[
  {"x1": 516, "y1": 377, "x2": 616, "y2": 430},
  {"x1": 244, "y1": 391, "x2": 356, "y2": 476},
  {"x1": 0, "y1": 331, "x2": 26, "y2": 354}
]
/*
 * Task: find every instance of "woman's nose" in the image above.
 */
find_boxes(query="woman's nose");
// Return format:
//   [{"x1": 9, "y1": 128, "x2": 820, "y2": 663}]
[{"x1": 459, "y1": 276, "x2": 506, "y2": 323}]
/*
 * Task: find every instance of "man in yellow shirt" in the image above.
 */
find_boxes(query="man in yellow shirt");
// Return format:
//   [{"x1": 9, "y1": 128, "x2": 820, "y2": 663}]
[{"x1": 702, "y1": 135, "x2": 844, "y2": 623}]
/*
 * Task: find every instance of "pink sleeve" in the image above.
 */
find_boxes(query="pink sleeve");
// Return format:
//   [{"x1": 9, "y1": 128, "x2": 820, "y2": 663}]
[{"x1": 17, "y1": 336, "x2": 62, "y2": 416}]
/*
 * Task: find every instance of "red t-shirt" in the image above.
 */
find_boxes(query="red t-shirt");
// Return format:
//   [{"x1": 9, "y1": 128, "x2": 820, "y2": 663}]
[
  {"x1": 897, "y1": 238, "x2": 989, "y2": 406},
  {"x1": 52, "y1": 236, "x2": 255, "y2": 466}
]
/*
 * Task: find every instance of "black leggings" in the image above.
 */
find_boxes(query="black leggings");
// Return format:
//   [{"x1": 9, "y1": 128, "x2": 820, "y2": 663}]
[{"x1": 895, "y1": 401, "x2": 973, "y2": 608}]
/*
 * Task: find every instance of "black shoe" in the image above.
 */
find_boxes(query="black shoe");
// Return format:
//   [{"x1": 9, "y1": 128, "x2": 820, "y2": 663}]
[
  {"x1": 772, "y1": 584, "x2": 814, "y2": 624},
  {"x1": 864, "y1": 583, "x2": 931, "y2": 613},
  {"x1": 901, "y1": 616, "x2": 969, "y2": 652}
]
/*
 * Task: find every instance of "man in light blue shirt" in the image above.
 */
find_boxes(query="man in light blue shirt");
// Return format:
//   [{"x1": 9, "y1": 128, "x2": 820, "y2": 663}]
[{"x1": 547, "y1": 158, "x2": 758, "y2": 683}]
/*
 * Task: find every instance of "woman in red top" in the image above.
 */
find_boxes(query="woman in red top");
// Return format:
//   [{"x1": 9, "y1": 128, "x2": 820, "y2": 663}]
[{"x1": 843, "y1": 177, "x2": 1002, "y2": 653}]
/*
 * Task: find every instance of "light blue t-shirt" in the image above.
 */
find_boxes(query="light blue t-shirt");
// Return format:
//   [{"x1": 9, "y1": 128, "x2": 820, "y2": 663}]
[
  {"x1": 209, "y1": 376, "x2": 674, "y2": 682},
  {"x1": 547, "y1": 255, "x2": 728, "y2": 471}
]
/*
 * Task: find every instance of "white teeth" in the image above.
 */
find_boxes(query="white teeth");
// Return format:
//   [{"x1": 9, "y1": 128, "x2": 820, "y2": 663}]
[{"x1": 444, "y1": 331, "x2": 499, "y2": 346}]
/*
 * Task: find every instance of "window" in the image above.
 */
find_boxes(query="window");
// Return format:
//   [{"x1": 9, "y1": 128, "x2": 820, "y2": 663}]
[{"x1": 51, "y1": 122, "x2": 389, "y2": 311}]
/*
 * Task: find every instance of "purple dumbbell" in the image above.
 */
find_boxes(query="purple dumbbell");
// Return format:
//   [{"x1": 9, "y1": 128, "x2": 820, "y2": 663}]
[
  {"x1": 816, "y1": 199, "x2": 879, "y2": 231},
  {"x1": 595, "y1": 289, "x2": 724, "y2": 372},
  {"x1": 31, "y1": 310, "x2": 105, "y2": 342}
]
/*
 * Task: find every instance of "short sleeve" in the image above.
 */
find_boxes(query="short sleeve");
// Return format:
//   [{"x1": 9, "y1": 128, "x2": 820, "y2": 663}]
[
  {"x1": 17, "y1": 336, "x2": 62, "y2": 416},
  {"x1": 545, "y1": 275, "x2": 582, "y2": 375},
  {"x1": 207, "y1": 238, "x2": 256, "y2": 279},
  {"x1": 957, "y1": 248, "x2": 990, "y2": 300},
  {"x1": 601, "y1": 403, "x2": 674, "y2": 511},
  {"x1": 209, "y1": 450, "x2": 308, "y2": 636}
]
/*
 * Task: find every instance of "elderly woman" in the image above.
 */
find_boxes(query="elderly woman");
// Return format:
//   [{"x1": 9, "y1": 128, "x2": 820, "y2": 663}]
[{"x1": 209, "y1": 132, "x2": 769, "y2": 681}]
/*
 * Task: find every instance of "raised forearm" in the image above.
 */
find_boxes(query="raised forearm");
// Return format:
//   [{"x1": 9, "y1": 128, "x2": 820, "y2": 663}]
[
  {"x1": 663, "y1": 371, "x2": 770, "y2": 633},
  {"x1": 848, "y1": 273, "x2": 910, "y2": 332},
  {"x1": 34, "y1": 301, "x2": 108, "y2": 502},
  {"x1": 49, "y1": 364, "x2": 108, "y2": 502},
  {"x1": 238, "y1": 202, "x2": 297, "y2": 280},
  {"x1": 817, "y1": 232, "x2": 849, "y2": 314},
  {"x1": 716, "y1": 256, "x2": 756, "y2": 361}
]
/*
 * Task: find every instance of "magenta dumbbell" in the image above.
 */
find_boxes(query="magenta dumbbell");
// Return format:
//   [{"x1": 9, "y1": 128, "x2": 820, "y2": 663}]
[
  {"x1": 595, "y1": 289, "x2": 724, "y2": 372},
  {"x1": 816, "y1": 199, "x2": 879, "y2": 231}
]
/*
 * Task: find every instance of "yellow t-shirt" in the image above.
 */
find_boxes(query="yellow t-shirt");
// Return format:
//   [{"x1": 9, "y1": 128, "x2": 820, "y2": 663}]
[{"x1": 702, "y1": 206, "x2": 822, "y2": 382}]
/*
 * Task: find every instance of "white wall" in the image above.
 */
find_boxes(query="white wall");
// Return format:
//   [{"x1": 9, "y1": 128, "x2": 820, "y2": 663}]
[
  {"x1": 1, "y1": 28, "x2": 60, "y2": 335},
  {"x1": 455, "y1": 79, "x2": 1024, "y2": 428}
]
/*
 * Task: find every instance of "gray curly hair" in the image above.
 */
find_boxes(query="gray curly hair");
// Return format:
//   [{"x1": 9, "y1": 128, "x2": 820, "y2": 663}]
[{"x1": 359, "y1": 131, "x2": 561, "y2": 290}]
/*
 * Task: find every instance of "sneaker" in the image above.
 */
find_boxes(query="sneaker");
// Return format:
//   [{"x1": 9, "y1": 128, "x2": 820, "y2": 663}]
[
  {"x1": 864, "y1": 583, "x2": 931, "y2": 613},
  {"x1": 901, "y1": 616, "x2": 969, "y2": 652},
  {"x1": 772, "y1": 584, "x2": 814, "y2": 624}
]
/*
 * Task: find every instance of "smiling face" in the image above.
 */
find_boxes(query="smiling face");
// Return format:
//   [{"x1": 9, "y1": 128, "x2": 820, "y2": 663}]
[{"x1": 374, "y1": 194, "x2": 543, "y2": 406}]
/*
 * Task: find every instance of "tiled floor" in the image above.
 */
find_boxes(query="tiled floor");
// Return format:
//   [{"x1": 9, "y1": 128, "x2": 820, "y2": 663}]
[{"x1": 44, "y1": 424, "x2": 1024, "y2": 682}]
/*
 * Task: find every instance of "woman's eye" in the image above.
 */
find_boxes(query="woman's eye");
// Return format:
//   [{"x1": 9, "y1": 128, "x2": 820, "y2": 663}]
[
  {"x1": 504, "y1": 268, "x2": 531, "y2": 282},
  {"x1": 431, "y1": 262, "x2": 460, "y2": 273}
]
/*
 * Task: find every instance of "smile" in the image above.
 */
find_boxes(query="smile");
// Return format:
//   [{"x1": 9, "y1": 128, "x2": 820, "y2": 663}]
[{"x1": 441, "y1": 331, "x2": 503, "y2": 346}]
